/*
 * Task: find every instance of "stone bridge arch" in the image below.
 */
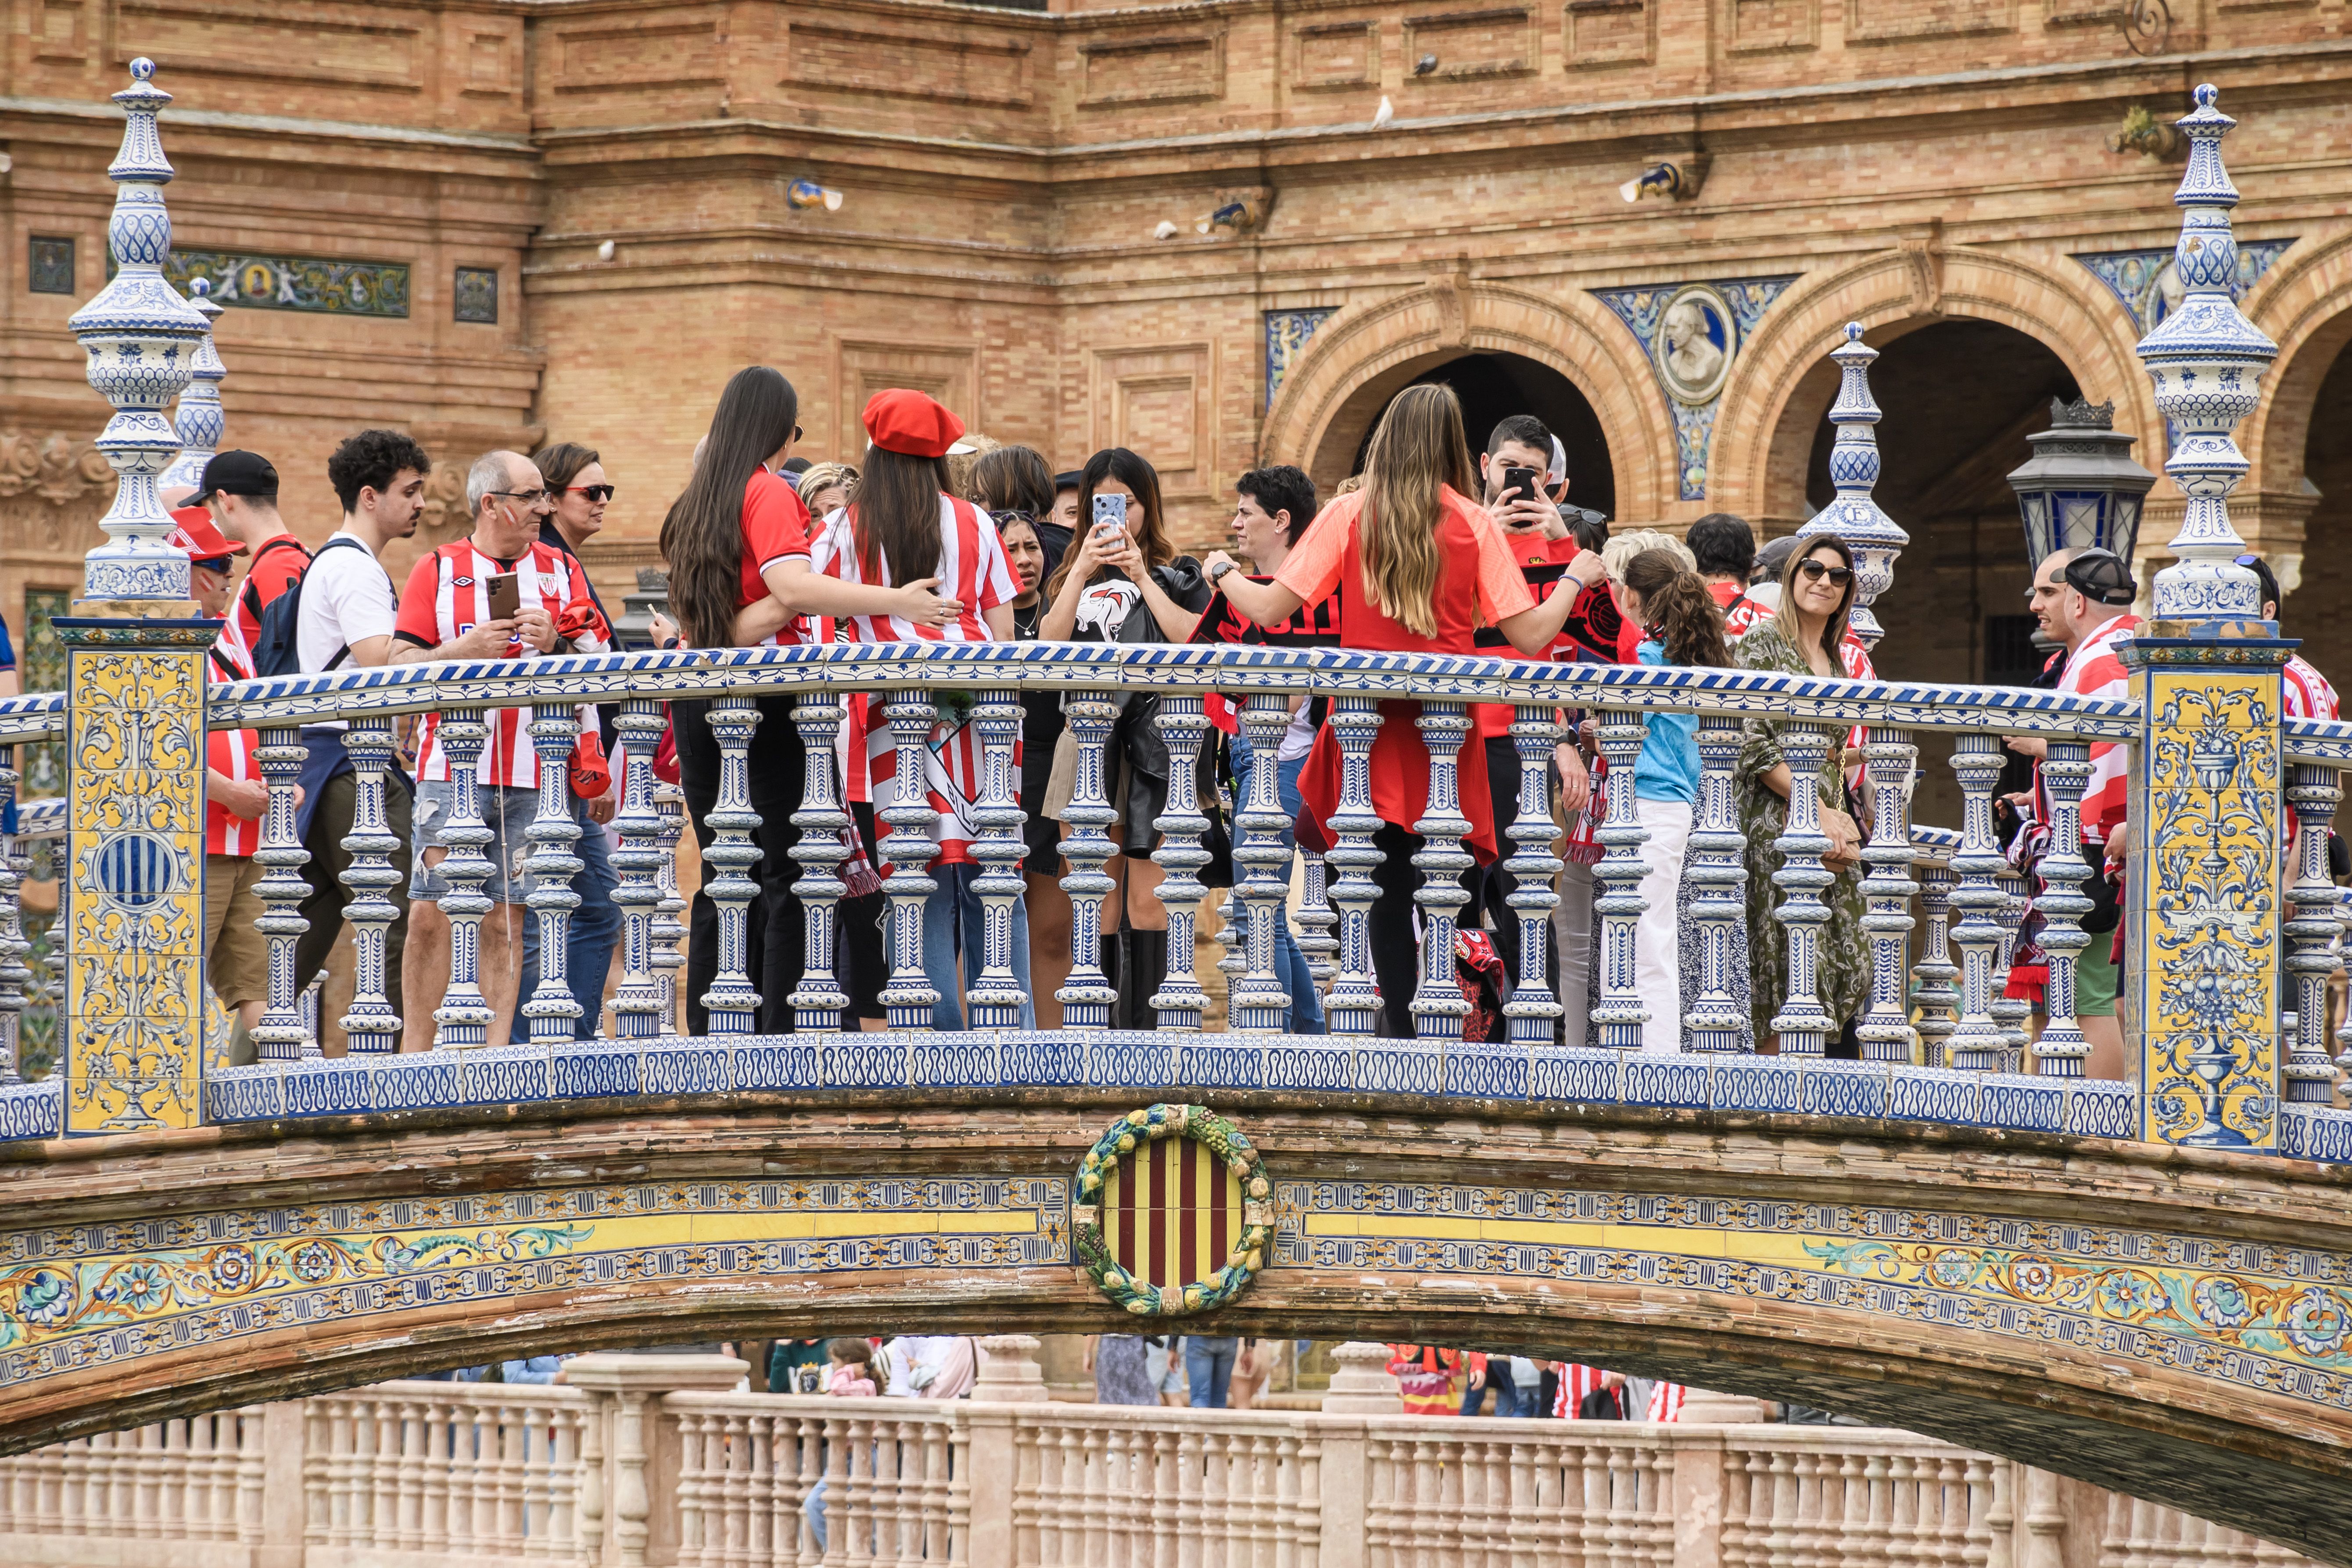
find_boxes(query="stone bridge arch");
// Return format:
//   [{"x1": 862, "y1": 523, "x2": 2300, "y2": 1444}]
[
  {"x1": 8, "y1": 1097, "x2": 2352, "y2": 1561},
  {"x1": 1258, "y1": 280, "x2": 1668, "y2": 520},
  {"x1": 1707, "y1": 247, "x2": 2155, "y2": 535}
]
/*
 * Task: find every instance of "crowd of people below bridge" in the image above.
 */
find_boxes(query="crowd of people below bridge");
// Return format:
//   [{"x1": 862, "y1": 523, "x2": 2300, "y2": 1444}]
[{"x1": 162, "y1": 370, "x2": 2341, "y2": 1066}]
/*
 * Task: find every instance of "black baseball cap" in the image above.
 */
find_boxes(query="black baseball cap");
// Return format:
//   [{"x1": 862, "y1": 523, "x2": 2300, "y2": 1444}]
[
  {"x1": 2063, "y1": 548, "x2": 2137, "y2": 607},
  {"x1": 190, "y1": 449, "x2": 279, "y2": 505},
  {"x1": 1054, "y1": 470, "x2": 1083, "y2": 493}
]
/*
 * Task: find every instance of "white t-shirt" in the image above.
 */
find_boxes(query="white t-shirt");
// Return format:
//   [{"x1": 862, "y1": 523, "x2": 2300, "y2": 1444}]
[{"x1": 296, "y1": 530, "x2": 398, "y2": 732}]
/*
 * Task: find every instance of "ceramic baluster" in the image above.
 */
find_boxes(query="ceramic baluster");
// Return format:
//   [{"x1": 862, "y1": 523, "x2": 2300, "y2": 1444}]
[
  {"x1": 1914, "y1": 863, "x2": 1961, "y2": 1066},
  {"x1": 2031, "y1": 740, "x2": 2097, "y2": 1077},
  {"x1": 1147, "y1": 694, "x2": 1212, "y2": 1032},
  {"x1": 1685, "y1": 712, "x2": 1751, "y2": 1051},
  {"x1": 699, "y1": 696, "x2": 764, "y2": 1035},
  {"x1": 1321, "y1": 696, "x2": 1384, "y2": 1038},
  {"x1": 1947, "y1": 734, "x2": 2009, "y2": 1071},
  {"x1": 1854, "y1": 727, "x2": 1918, "y2": 1062},
  {"x1": 521, "y1": 705, "x2": 584, "y2": 1043},
  {"x1": 652, "y1": 780, "x2": 687, "y2": 1040},
  {"x1": 1056, "y1": 698, "x2": 1119, "y2": 1029},
  {"x1": 426, "y1": 711, "x2": 495, "y2": 1048},
  {"x1": 0, "y1": 748, "x2": 25, "y2": 1084},
  {"x1": 784, "y1": 694, "x2": 852, "y2": 1033},
  {"x1": 1767, "y1": 718, "x2": 1840, "y2": 1056},
  {"x1": 1230, "y1": 692, "x2": 1296, "y2": 1033},
  {"x1": 1590, "y1": 711, "x2": 1651, "y2": 1051},
  {"x1": 1991, "y1": 868, "x2": 2032, "y2": 1071},
  {"x1": 250, "y1": 727, "x2": 312, "y2": 1062},
  {"x1": 1501, "y1": 704, "x2": 1564, "y2": 1045},
  {"x1": 966, "y1": 690, "x2": 1028, "y2": 1029},
  {"x1": 1295, "y1": 853, "x2": 1338, "y2": 987},
  {"x1": 608, "y1": 698, "x2": 668, "y2": 1041},
  {"x1": 336, "y1": 716, "x2": 404, "y2": 1051},
  {"x1": 877, "y1": 691, "x2": 942, "y2": 1030},
  {"x1": 2284, "y1": 763, "x2": 2343, "y2": 1102},
  {"x1": 1409, "y1": 700, "x2": 1474, "y2": 1040}
]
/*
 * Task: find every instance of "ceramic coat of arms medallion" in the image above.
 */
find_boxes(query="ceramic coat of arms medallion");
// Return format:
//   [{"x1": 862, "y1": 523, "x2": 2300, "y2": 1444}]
[{"x1": 1073, "y1": 1104, "x2": 1272, "y2": 1315}]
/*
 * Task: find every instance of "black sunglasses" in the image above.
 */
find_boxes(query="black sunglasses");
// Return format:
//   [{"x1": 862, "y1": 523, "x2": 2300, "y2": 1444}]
[
  {"x1": 192, "y1": 556, "x2": 233, "y2": 575},
  {"x1": 1797, "y1": 560, "x2": 1855, "y2": 586},
  {"x1": 566, "y1": 484, "x2": 616, "y2": 503}
]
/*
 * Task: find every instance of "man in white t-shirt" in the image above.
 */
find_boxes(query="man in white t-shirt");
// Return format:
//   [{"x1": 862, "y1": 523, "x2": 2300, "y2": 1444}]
[{"x1": 291, "y1": 429, "x2": 431, "y2": 1029}]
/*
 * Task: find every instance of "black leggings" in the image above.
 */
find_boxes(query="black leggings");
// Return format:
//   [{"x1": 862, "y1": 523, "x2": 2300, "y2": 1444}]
[
  {"x1": 1369, "y1": 821, "x2": 1479, "y2": 1038},
  {"x1": 675, "y1": 694, "x2": 810, "y2": 1035}
]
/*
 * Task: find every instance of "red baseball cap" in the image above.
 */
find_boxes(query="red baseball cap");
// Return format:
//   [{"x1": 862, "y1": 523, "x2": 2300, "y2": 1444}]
[
  {"x1": 861, "y1": 389, "x2": 965, "y2": 459},
  {"x1": 167, "y1": 506, "x2": 245, "y2": 562}
]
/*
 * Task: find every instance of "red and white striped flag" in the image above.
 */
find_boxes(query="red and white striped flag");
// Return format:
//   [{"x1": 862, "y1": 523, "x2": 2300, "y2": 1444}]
[{"x1": 1646, "y1": 1382, "x2": 1687, "y2": 1422}]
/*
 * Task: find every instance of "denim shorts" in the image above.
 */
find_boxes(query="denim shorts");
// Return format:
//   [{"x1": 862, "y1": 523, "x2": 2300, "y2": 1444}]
[{"x1": 409, "y1": 779, "x2": 544, "y2": 904}]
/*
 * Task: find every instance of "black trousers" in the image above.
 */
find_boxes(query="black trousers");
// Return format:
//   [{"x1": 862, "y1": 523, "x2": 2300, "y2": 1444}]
[
  {"x1": 1476, "y1": 736, "x2": 1524, "y2": 977},
  {"x1": 1369, "y1": 821, "x2": 1479, "y2": 1039},
  {"x1": 675, "y1": 695, "x2": 810, "y2": 1035}
]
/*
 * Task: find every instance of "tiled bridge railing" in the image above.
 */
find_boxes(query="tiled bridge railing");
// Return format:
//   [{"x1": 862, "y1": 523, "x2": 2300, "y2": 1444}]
[
  {"x1": 0, "y1": 1345, "x2": 2309, "y2": 1568},
  {"x1": 6, "y1": 638, "x2": 2349, "y2": 1155}
]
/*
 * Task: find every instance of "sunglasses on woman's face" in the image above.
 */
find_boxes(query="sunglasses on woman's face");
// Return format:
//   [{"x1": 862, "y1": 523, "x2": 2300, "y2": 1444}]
[
  {"x1": 566, "y1": 484, "x2": 615, "y2": 503},
  {"x1": 1797, "y1": 560, "x2": 1855, "y2": 587}
]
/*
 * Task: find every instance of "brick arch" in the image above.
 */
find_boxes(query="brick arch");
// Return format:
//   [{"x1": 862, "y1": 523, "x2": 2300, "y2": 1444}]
[
  {"x1": 1260, "y1": 282, "x2": 1669, "y2": 521},
  {"x1": 11, "y1": 1104, "x2": 2352, "y2": 1562},
  {"x1": 1708, "y1": 248, "x2": 2154, "y2": 530},
  {"x1": 2240, "y1": 226, "x2": 2352, "y2": 495}
]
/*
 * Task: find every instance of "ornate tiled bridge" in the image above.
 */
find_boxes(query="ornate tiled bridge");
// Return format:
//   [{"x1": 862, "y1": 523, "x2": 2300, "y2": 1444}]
[{"x1": 4, "y1": 57, "x2": 2351, "y2": 1565}]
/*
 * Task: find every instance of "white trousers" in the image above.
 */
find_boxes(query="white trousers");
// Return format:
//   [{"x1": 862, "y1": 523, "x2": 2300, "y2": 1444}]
[
  {"x1": 1634, "y1": 797, "x2": 1694, "y2": 1054},
  {"x1": 1552, "y1": 860, "x2": 1595, "y2": 1050}
]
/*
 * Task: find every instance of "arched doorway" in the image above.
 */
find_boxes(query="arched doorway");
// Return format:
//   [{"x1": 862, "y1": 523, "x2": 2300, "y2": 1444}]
[
  {"x1": 2282, "y1": 337, "x2": 2352, "y2": 681},
  {"x1": 1311, "y1": 351, "x2": 1617, "y2": 520},
  {"x1": 1792, "y1": 318, "x2": 2084, "y2": 828},
  {"x1": 1803, "y1": 319, "x2": 2082, "y2": 688}
]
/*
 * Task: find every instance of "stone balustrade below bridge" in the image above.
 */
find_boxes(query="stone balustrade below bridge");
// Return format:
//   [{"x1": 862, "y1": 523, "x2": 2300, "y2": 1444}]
[{"x1": 0, "y1": 1343, "x2": 2311, "y2": 1568}]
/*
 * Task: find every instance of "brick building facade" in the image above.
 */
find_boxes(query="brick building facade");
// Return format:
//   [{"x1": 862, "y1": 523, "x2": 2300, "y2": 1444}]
[{"x1": 5, "y1": 0, "x2": 2352, "y2": 700}]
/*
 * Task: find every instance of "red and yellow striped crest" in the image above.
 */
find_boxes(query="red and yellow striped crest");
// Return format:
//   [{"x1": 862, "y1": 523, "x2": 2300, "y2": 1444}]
[{"x1": 1101, "y1": 1133, "x2": 1246, "y2": 1289}]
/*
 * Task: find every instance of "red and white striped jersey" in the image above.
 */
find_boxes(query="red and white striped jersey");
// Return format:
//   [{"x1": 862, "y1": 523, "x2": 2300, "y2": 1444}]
[
  {"x1": 1646, "y1": 1382, "x2": 1686, "y2": 1422},
  {"x1": 394, "y1": 540, "x2": 602, "y2": 789},
  {"x1": 814, "y1": 498, "x2": 1018, "y2": 872},
  {"x1": 2053, "y1": 614, "x2": 2140, "y2": 843},
  {"x1": 809, "y1": 496, "x2": 1016, "y2": 644},
  {"x1": 1555, "y1": 1364, "x2": 1607, "y2": 1417},
  {"x1": 2286, "y1": 653, "x2": 2341, "y2": 721},
  {"x1": 205, "y1": 615, "x2": 262, "y2": 857}
]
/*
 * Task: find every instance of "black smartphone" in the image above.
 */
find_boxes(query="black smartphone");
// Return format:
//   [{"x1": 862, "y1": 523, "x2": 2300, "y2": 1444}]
[
  {"x1": 1502, "y1": 466, "x2": 1543, "y2": 505},
  {"x1": 486, "y1": 572, "x2": 521, "y2": 623}
]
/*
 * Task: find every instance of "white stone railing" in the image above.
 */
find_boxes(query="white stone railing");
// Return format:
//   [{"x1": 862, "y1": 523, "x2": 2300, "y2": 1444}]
[{"x1": 0, "y1": 1349, "x2": 2311, "y2": 1568}]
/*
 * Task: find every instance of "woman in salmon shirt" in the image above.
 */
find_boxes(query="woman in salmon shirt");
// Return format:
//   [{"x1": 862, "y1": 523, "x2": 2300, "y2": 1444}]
[
  {"x1": 1208, "y1": 384, "x2": 1601, "y2": 1037},
  {"x1": 660, "y1": 366, "x2": 960, "y2": 1033}
]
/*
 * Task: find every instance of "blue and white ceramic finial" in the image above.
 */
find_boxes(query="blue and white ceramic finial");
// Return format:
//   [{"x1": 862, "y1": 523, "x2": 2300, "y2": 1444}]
[
  {"x1": 65, "y1": 56, "x2": 208, "y2": 608},
  {"x1": 2135, "y1": 83, "x2": 2277, "y2": 629},
  {"x1": 159, "y1": 275, "x2": 226, "y2": 496},
  {"x1": 1796, "y1": 322, "x2": 1908, "y2": 652}
]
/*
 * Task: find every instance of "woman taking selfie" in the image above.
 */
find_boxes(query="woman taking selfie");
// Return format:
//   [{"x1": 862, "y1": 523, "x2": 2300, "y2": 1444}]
[
  {"x1": 1211, "y1": 384, "x2": 1599, "y2": 1037},
  {"x1": 811, "y1": 390, "x2": 1028, "y2": 1028},
  {"x1": 1734, "y1": 533, "x2": 1871, "y2": 1050},
  {"x1": 1038, "y1": 447, "x2": 1213, "y2": 1024},
  {"x1": 658, "y1": 366, "x2": 960, "y2": 1032}
]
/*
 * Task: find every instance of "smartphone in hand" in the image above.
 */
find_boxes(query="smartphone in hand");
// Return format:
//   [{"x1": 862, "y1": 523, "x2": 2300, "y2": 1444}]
[
  {"x1": 1091, "y1": 492, "x2": 1128, "y2": 544},
  {"x1": 1502, "y1": 466, "x2": 1543, "y2": 505},
  {"x1": 486, "y1": 572, "x2": 521, "y2": 623}
]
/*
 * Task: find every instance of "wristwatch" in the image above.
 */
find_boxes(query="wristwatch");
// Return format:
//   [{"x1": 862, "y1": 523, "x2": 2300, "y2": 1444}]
[{"x1": 1209, "y1": 560, "x2": 1238, "y2": 584}]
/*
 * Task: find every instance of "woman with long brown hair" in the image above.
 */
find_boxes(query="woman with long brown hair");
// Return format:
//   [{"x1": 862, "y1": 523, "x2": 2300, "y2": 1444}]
[
  {"x1": 1211, "y1": 383, "x2": 1599, "y2": 1037},
  {"x1": 1734, "y1": 531, "x2": 1872, "y2": 1049},
  {"x1": 658, "y1": 366, "x2": 960, "y2": 1033},
  {"x1": 1038, "y1": 446, "x2": 1213, "y2": 1023}
]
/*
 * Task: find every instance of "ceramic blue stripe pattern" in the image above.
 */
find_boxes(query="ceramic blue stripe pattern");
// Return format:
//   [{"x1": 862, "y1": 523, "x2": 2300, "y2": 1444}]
[
  {"x1": 2284, "y1": 716, "x2": 2352, "y2": 765},
  {"x1": 198, "y1": 642, "x2": 2143, "y2": 742},
  {"x1": 0, "y1": 1080, "x2": 59, "y2": 1140}
]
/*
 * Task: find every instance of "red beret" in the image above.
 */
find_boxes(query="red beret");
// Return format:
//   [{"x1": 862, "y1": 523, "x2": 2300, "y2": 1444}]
[{"x1": 862, "y1": 388, "x2": 965, "y2": 459}]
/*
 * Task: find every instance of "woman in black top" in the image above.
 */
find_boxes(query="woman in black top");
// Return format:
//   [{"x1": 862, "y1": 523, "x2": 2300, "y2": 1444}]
[{"x1": 1038, "y1": 448, "x2": 1212, "y2": 1025}]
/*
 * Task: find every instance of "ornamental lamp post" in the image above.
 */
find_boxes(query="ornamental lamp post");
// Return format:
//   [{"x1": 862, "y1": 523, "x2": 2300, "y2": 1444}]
[{"x1": 2004, "y1": 397, "x2": 2158, "y2": 571}]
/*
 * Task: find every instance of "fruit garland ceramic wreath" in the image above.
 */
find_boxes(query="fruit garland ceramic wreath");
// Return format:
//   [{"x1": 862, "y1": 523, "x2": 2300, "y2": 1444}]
[{"x1": 1072, "y1": 1104, "x2": 1274, "y2": 1316}]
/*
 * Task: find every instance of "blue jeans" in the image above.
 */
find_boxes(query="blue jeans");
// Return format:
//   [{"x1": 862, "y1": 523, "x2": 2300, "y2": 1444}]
[
  {"x1": 517, "y1": 796, "x2": 622, "y2": 1041},
  {"x1": 900, "y1": 863, "x2": 1035, "y2": 1030},
  {"x1": 1462, "y1": 1371, "x2": 1524, "y2": 1417},
  {"x1": 1230, "y1": 737, "x2": 1325, "y2": 1035},
  {"x1": 1184, "y1": 1337, "x2": 1239, "y2": 1408}
]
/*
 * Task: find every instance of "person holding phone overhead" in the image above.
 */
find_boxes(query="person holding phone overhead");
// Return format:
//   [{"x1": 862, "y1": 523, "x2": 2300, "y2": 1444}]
[
  {"x1": 658, "y1": 366, "x2": 963, "y2": 1033},
  {"x1": 1205, "y1": 384, "x2": 1601, "y2": 1039},
  {"x1": 1038, "y1": 447, "x2": 1214, "y2": 1026}
]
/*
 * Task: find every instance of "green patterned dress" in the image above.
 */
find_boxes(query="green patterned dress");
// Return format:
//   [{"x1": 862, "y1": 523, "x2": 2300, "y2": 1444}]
[{"x1": 1734, "y1": 619, "x2": 1871, "y2": 1043}]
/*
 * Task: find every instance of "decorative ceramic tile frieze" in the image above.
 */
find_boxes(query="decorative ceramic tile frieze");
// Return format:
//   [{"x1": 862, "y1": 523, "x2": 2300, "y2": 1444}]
[
  {"x1": 1264, "y1": 308, "x2": 1336, "y2": 401},
  {"x1": 118, "y1": 250, "x2": 413, "y2": 319},
  {"x1": 27, "y1": 238, "x2": 75, "y2": 297},
  {"x1": 453, "y1": 266, "x2": 498, "y2": 324},
  {"x1": 1593, "y1": 275, "x2": 1800, "y2": 500},
  {"x1": 2074, "y1": 237, "x2": 2293, "y2": 335}
]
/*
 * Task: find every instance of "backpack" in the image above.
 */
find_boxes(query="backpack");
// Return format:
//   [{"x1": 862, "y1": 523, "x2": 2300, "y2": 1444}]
[{"x1": 247, "y1": 535, "x2": 375, "y2": 679}]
